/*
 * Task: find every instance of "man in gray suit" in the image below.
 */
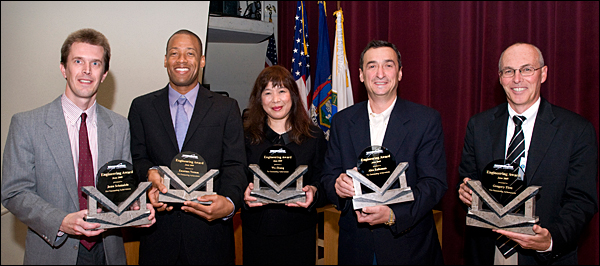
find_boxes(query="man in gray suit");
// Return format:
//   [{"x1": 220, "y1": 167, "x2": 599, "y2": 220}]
[{"x1": 1, "y1": 28, "x2": 155, "y2": 265}]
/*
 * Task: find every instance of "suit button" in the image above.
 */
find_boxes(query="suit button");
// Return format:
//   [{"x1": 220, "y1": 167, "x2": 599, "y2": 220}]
[{"x1": 74, "y1": 245, "x2": 78, "y2": 250}]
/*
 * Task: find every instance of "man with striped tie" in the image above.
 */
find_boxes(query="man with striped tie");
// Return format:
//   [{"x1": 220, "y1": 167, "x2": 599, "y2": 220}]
[{"x1": 458, "y1": 43, "x2": 598, "y2": 264}]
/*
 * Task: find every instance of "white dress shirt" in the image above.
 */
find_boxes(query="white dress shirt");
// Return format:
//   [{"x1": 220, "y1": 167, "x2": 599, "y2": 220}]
[
  {"x1": 506, "y1": 97, "x2": 540, "y2": 172},
  {"x1": 368, "y1": 98, "x2": 397, "y2": 146},
  {"x1": 496, "y1": 97, "x2": 552, "y2": 264}
]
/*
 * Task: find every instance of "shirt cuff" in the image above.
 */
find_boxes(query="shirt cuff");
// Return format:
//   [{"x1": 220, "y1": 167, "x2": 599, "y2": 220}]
[
  {"x1": 56, "y1": 230, "x2": 65, "y2": 242},
  {"x1": 221, "y1": 196, "x2": 236, "y2": 221},
  {"x1": 537, "y1": 238, "x2": 553, "y2": 252}
]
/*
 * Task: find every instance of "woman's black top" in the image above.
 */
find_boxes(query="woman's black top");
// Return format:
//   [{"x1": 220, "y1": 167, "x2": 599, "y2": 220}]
[{"x1": 241, "y1": 124, "x2": 328, "y2": 235}]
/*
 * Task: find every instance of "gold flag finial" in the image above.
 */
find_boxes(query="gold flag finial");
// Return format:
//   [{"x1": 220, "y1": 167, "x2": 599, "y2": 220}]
[{"x1": 266, "y1": 4, "x2": 276, "y2": 23}]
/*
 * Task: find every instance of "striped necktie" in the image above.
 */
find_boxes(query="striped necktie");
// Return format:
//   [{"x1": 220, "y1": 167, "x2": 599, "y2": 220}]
[
  {"x1": 496, "y1": 115, "x2": 527, "y2": 258},
  {"x1": 506, "y1": 115, "x2": 526, "y2": 165}
]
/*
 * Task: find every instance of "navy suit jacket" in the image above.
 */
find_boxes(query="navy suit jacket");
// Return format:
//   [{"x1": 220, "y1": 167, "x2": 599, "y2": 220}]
[
  {"x1": 322, "y1": 98, "x2": 447, "y2": 264},
  {"x1": 128, "y1": 84, "x2": 247, "y2": 264},
  {"x1": 459, "y1": 97, "x2": 598, "y2": 264}
]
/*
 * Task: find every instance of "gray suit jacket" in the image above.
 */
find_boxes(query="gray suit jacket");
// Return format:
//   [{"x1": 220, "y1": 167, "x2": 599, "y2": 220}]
[{"x1": 2, "y1": 96, "x2": 130, "y2": 264}]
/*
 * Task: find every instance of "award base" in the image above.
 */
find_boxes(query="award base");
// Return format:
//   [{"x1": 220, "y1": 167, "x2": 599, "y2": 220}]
[
  {"x1": 249, "y1": 164, "x2": 308, "y2": 204},
  {"x1": 466, "y1": 180, "x2": 539, "y2": 235},
  {"x1": 83, "y1": 182, "x2": 152, "y2": 229},
  {"x1": 347, "y1": 162, "x2": 414, "y2": 210},
  {"x1": 157, "y1": 166, "x2": 218, "y2": 204}
]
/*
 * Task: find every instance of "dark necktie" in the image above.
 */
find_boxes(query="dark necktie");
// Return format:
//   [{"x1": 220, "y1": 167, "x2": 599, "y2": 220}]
[
  {"x1": 506, "y1": 115, "x2": 526, "y2": 165},
  {"x1": 78, "y1": 113, "x2": 98, "y2": 250},
  {"x1": 496, "y1": 115, "x2": 527, "y2": 258}
]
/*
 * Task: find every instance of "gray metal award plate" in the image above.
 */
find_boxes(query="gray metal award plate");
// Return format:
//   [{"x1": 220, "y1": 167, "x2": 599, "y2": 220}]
[
  {"x1": 249, "y1": 164, "x2": 307, "y2": 204},
  {"x1": 466, "y1": 180, "x2": 540, "y2": 235},
  {"x1": 347, "y1": 162, "x2": 414, "y2": 210},
  {"x1": 157, "y1": 166, "x2": 218, "y2": 204},
  {"x1": 83, "y1": 182, "x2": 152, "y2": 229}
]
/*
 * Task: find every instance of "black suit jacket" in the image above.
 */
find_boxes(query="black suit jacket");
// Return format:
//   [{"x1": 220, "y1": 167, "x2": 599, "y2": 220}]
[
  {"x1": 322, "y1": 99, "x2": 447, "y2": 265},
  {"x1": 128, "y1": 84, "x2": 247, "y2": 264},
  {"x1": 459, "y1": 97, "x2": 598, "y2": 265}
]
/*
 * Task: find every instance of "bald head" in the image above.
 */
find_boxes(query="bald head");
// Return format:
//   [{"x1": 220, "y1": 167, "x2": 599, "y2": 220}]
[
  {"x1": 498, "y1": 42, "x2": 548, "y2": 114},
  {"x1": 498, "y1": 43, "x2": 544, "y2": 71}
]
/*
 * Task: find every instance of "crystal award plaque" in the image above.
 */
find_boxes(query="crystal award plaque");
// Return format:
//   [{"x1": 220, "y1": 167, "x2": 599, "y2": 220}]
[
  {"x1": 466, "y1": 159, "x2": 540, "y2": 235},
  {"x1": 156, "y1": 152, "x2": 218, "y2": 204},
  {"x1": 346, "y1": 146, "x2": 414, "y2": 210},
  {"x1": 82, "y1": 160, "x2": 152, "y2": 229},
  {"x1": 248, "y1": 145, "x2": 308, "y2": 204}
]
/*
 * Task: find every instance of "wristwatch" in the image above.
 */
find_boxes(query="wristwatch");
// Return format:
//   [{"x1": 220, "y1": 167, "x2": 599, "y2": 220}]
[
  {"x1": 147, "y1": 166, "x2": 160, "y2": 177},
  {"x1": 384, "y1": 209, "x2": 395, "y2": 226}
]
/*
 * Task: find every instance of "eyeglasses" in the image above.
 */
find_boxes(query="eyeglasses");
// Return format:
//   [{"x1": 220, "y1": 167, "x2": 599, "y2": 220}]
[{"x1": 499, "y1": 66, "x2": 543, "y2": 78}]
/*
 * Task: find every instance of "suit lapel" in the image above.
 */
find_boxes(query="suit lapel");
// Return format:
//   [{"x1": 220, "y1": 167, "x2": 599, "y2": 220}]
[
  {"x1": 44, "y1": 97, "x2": 79, "y2": 208},
  {"x1": 153, "y1": 86, "x2": 179, "y2": 152},
  {"x1": 96, "y1": 105, "x2": 115, "y2": 168},
  {"x1": 383, "y1": 99, "x2": 409, "y2": 159},
  {"x1": 525, "y1": 98, "x2": 556, "y2": 185},
  {"x1": 490, "y1": 105, "x2": 509, "y2": 162},
  {"x1": 185, "y1": 86, "x2": 213, "y2": 150},
  {"x1": 349, "y1": 102, "x2": 371, "y2": 159}
]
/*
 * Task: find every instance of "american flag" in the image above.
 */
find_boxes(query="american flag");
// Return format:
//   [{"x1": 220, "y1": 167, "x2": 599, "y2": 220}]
[
  {"x1": 265, "y1": 34, "x2": 277, "y2": 68},
  {"x1": 292, "y1": 1, "x2": 311, "y2": 112}
]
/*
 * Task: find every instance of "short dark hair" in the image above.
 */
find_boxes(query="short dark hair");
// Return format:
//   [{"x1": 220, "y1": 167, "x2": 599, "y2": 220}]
[
  {"x1": 359, "y1": 40, "x2": 402, "y2": 70},
  {"x1": 166, "y1": 29, "x2": 203, "y2": 55},
  {"x1": 61, "y1": 28, "x2": 111, "y2": 73}
]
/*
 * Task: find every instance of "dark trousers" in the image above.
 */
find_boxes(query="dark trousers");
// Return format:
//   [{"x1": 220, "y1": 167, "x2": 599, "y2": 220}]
[
  {"x1": 76, "y1": 241, "x2": 106, "y2": 265},
  {"x1": 243, "y1": 225, "x2": 316, "y2": 265}
]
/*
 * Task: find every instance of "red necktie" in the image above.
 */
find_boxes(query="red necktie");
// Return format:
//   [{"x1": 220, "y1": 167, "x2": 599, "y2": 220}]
[{"x1": 78, "y1": 113, "x2": 98, "y2": 250}]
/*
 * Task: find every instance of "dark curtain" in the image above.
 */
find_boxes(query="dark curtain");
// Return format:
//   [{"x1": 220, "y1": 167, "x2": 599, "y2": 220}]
[{"x1": 278, "y1": 1, "x2": 599, "y2": 265}]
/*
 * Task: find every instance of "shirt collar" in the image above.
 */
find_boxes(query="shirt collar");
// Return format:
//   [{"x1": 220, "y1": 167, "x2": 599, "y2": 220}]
[
  {"x1": 61, "y1": 93, "x2": 97, "y2": 125},
  {"x1": 264, "y1": 124, "x2": 290, "y2": 145},
  {"x1": 508, "y1": 97, "x2": 540, "y2": 125},
  {"x1": 367, "y1": 97, "x2": 397, "y2": 118},
  {"x1": 168, "y1": 83, "x2": 199, "y2": 108}
]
